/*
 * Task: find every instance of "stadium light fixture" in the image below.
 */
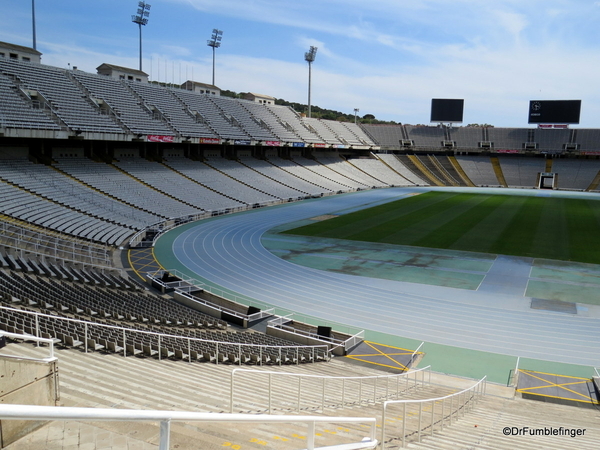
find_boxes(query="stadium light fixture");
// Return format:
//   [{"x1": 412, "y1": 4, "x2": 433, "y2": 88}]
[
  {"x1": 304, "y1": 46, "x2": 318, "y2": 118},
  {"x1": 207, "y1": 29, "x2": 223, "y2": 86},
  {"x1": 132, "y1": 1, "x2": 151, "y2": 72},
  {"x1": 354, "y1": 108, "x2": 360, "y2": 125}
]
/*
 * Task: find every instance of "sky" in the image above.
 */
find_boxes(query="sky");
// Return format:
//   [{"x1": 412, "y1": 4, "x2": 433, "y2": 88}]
[{"x1": 2, "y1": 0, "x2": 600, "y2": 127}]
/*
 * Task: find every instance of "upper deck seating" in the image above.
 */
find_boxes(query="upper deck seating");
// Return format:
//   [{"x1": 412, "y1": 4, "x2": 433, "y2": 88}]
[
  {"x1": 0, "y1": 58, "x2": 124, "y2": 134},
  {"x1": 72, "y1": 71, "x2": 174, "y2": 136},
  {"x1": 127, "y1": 82, "x2": 217, "y2": 138},
  {"x1": 172, "y1": 90, "x2": 249, "y2": 140},
  {"x1": 0, "y1": 73, "x2": 60, "y2": 130}
]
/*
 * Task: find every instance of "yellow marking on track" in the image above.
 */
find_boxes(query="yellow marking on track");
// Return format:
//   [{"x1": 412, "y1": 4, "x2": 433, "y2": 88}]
[
  {"x1": 517, "y1": 371, "x2": 592, "y2": 401},
  {"x1": 345, "y1": 341, "x2": 424, "y2": 371},
  {"x1": 519, "y1": 369, "x2": 589, "y2": 379},
  {"x1": 517, "y1": 391, "x2": 596, "y2": 404}
]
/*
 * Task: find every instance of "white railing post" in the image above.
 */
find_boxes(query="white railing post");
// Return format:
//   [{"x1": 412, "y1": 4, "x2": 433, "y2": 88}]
[
  {"x1": 84, "y1": 323, "x2": 88, "y2": 353},
  {"x1": 307, "y1": 421, "x2": 316, "y2": 450},
  {"x1": 381, "y1": 403, "x2": 387, "y2": 450},
  {"x1": 35, "y1": 314, "x2": 40, "y2": 343},
  {"x1": 431, "y1": 400, "x2": 435, "y2": 436},
  {"x1": 158, "y1": 335, "x2": 161, "y2": 361},
  {"x1": 418, "y1": 402, "x2": 422, "y2": 442},
  {"x1": 230, "y1": 371, "x2": 235, "y2": 414},
  {"x1": 322, "y1": 377, "x2": 326, "y2": 412},
  {"x1": 159, "y1": 419, "x2": 170, "y2": 450},
  {"x1": 297, "y1": 377, "x2": 302, "y2": 412},
  {"x1": 385, "y1": 376, "x2": 389, "y2": 400},
  {"x1": 268, "y1": 373, "x2": 272, "y2": 414},
  {"x1": 402, "y1": 402, "x2": 406, "y2": 447},
  {"x1": 359, "y1": 378, "x2": 362, "y2": 405},
  {"x1": 374, "y1": 377, "x2": 377, "y2": 403}
]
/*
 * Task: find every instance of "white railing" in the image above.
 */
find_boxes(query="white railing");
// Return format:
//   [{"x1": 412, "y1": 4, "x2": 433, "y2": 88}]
[
  {"x1": 0, "y1": 219, "x2": 112, "y2": 267},
  {"x1": 230, "y1": 365, "x2": 431, "y2": 414},
  {"x1": 408, "y1": 341, "x2": 424, "y2": 367},
  {"x1": 266, "y1": 313, "x2": 365, "y2": 352},
  {"x1": 0, "y1": 331, "x2": 56, "y2": 362},
  {"x1": 0, "y1": 404, "x2": 378, "y2": 450},
  {"x1": 380, "y1": 376, "x2": 487, "y2": 448},
  {"x1": 0, "y1": 306, "x2": 328, "y2": 366},
  {"x1": 148, "y1": 269, "x2": 275, "y2": 324}
]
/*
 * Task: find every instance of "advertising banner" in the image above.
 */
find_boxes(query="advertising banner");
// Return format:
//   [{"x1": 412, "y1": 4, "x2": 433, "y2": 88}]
[{"x1": 147, "y1": 135, "x2": 175, "y2": 143}]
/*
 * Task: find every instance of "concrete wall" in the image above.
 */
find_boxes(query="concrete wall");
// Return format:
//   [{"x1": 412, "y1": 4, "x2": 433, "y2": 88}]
[{"x1": 0, "y1": 356, "x2": 59, "y2": 447}]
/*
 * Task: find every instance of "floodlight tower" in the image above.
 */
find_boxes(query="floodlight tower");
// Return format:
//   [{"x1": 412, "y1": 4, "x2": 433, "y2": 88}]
[
  {"x1": 207, "y1": 29, "x2": 223, "y2": 86},
  {"x1": 132, "y1": 1, "x2": 151, "y2": 72},
  {"x1": 354, "y1": 108, "x2": 360, "y2": 124},
  {"x1": 304, "y1": 46, "x2": 318, "y2": 118},
  {"x1": 32, "y1": 0, "x2": 37, "y2": 50}
]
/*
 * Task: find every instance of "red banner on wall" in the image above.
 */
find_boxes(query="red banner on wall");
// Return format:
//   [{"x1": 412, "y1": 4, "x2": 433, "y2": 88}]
[
  {"x1": 147, "y1": 135, "x2": 174, "y2": 143},
  {"x1": 314, "y1": 143, "x2": 327, "y2": 148},
  {"x1": 496, "y1": 149, "x2": 520, "y2": 154},
  {"x1": 265, "y1": 141, "x2": 281, "y2": 147}
]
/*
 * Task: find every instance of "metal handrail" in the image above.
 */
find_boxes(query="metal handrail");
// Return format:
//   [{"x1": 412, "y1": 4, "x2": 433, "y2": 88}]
[
  {"x1": 381, "y1": 376, "x2": 487, "y2": 448},
  {"x1": 0, "y1": 404, "x2": 378, "y2": 450},
  {"x1": 230, "y1": 365, "x2": 432, "y2": 413},
  {"x1": 0, "y1": 305, "x2": 328, "y2": 365},
  {"x1": 0, "y1": 331, "x2": 56, "y2": 361}
]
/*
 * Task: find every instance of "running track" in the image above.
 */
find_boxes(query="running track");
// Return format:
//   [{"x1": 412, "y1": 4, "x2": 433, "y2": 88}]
[{"x1": 158, "y1": 187, "x2": 600, "y2": 368}]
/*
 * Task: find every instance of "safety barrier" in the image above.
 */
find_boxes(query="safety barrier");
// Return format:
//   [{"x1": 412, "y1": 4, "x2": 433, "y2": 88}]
[
  {"x1": 380, "y1": 376, "x2": 487, "y2": 447},
  {"x1": 230, "y1": 365, "x2": 431, "y2": 414},
  {"x1": 0, "y1": 305, "x2": 328, "y2": 366},
  {"x1": 0, "y1": 404, "x2": 378, "y2": 450}
]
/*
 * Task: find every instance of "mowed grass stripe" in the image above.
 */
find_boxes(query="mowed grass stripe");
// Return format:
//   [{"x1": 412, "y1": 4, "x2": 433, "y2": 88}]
[
  {"x1": 283, "y1": 191, "x2": 600, "y2": 264},
  {"x1": 288, "y1": 191, "x2": 451, "y2": 239},
  {"x1": 530, "y1": 197, "x2": 570, "y2": 261},
  {"x1": 488, "y1": 196, "x2": 544, "y2": 257},
  {"x1": 412, "y1": 194, "x2": 512, "y2": 249},
  {"x1": 566, "y1": 199, "x2": 600, "y2": 264},
  {"x1": 448, "y1": 195, "x2": 524, "y2": 253},
  {"x1": 347, "y1": 193, "x2": 484, "y2": 243}
]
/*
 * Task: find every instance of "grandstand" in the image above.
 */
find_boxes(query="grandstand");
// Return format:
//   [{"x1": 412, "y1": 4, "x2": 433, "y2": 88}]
[{"x1": 1, "y1": 46, "x2": 600, "y2": 449}]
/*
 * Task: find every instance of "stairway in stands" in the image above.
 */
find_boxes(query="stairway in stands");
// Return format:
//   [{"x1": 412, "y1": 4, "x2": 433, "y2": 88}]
[
  {"x1": 405, "y1": 396, "x2": 599, "y2": 450},
  {"x1": 2, "y1": 343, "x2": 599, "y2": 449}
]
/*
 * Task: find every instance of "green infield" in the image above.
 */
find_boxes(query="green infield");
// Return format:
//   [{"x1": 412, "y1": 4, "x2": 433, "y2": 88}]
[{"x1": 282, "y1": 191, "x2": 600, "y2": 264}]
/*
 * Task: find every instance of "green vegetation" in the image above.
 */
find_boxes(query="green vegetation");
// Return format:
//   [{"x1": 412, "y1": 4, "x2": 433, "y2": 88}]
[{"x1": 283, "y1": 192, "x2": 600, "y2": 264}]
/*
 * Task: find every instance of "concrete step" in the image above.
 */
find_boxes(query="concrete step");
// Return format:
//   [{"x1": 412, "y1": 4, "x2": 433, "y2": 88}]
[{"x1": 3, "y1": 342, "x2": 598, "y2": 450}]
